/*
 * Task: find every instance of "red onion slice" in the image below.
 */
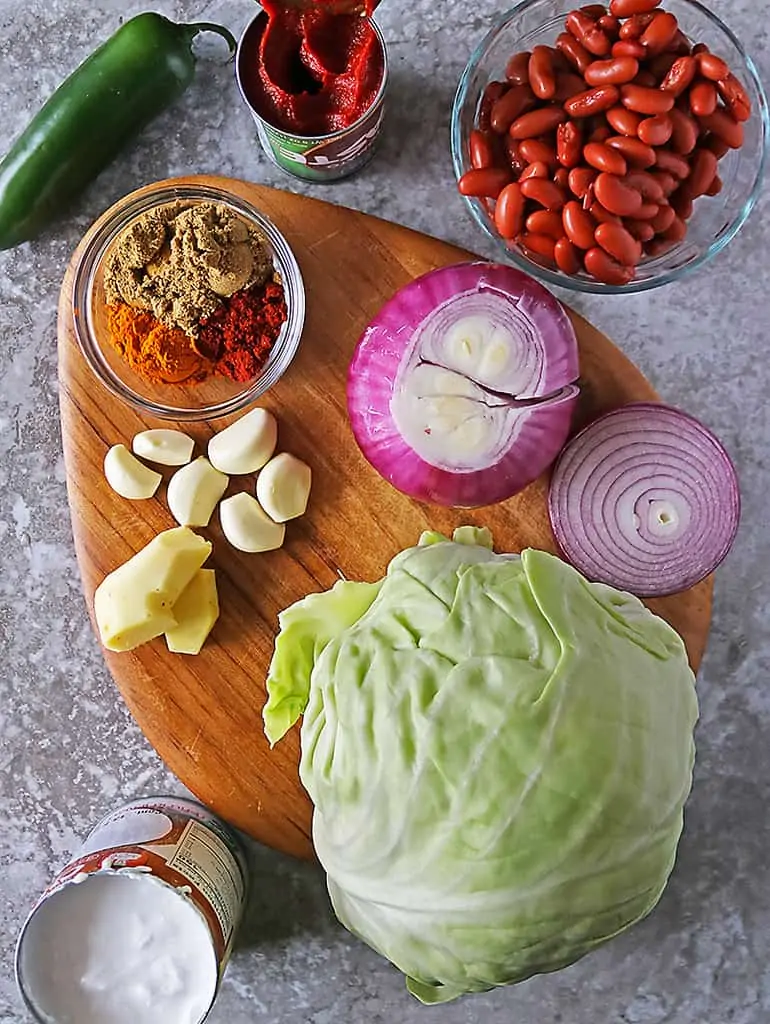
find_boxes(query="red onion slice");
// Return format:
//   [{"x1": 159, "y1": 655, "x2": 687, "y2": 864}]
[
  {"x1": 347, "y1": 262, "x2": 579, "y2": 508},
  {"x1": 548, "y1": 402, "x2": 741, "y2": 597}
]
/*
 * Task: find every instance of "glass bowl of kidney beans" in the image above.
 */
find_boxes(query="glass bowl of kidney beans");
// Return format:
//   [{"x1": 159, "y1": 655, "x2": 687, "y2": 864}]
[{"x1": 451, "y1": 0, "x2": 768, "y2": 291}]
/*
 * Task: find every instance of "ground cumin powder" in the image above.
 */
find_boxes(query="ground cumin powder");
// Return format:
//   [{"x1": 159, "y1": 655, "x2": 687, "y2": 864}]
[{"x1": 103, "y1": 201, "x2": 273, "y2": 336}]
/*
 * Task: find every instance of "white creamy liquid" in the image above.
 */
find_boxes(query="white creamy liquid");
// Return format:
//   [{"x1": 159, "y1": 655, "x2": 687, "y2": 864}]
[{"x1": 19, "y1": 871, "x2": 218, "y2": 1024}]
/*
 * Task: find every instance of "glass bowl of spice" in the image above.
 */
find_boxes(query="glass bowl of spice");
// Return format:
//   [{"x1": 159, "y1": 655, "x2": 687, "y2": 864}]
[{"x1": 72, "y1": 182, "x2": 305, "y2": 420}]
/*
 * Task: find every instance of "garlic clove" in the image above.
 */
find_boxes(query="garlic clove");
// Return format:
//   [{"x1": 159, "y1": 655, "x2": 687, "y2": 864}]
[
  {"x1": 208, "y1": 408, "x2": 278, "y2": 476},
  {"x1": 167, "y1": 457, "x2": 229, "y2": 527},
  {"x1": 219, "y1": 492, "x2": 285, "y2": 553},
  {"x1": 104, "y1": 445, "x2": 162, "y2": 500},
  {"x1": 255, "y1": 453, "x2": 312, "y2": 523},
  {"x1": 133, "y1": 429, "x2": 195, "y2": 466}
]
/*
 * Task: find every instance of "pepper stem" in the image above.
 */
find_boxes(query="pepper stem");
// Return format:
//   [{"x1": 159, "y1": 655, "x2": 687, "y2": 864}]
[{"x1": 187, "y1": 21, "x2": 238, "y2": 58}]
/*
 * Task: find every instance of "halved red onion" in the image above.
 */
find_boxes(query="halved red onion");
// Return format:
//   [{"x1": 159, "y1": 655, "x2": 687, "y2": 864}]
[
  {"x1": 347, "y1": 262, "x2": 579, "y2": 507},
  {"x1": 548, "y1": 402, "x2": 741, "y2": 597}
]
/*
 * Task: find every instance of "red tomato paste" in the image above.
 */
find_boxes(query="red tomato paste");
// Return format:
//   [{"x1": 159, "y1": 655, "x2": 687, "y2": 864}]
[{"x1": 240, "y1": 7, "x2": 385, "y2": 136}]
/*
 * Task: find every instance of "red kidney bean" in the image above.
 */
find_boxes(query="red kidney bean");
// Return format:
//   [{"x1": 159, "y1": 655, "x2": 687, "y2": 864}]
[
  {"x1": 527, "y1": 209, "x2": 565, "y2": 238},
  {"x1": 520, "y1": 138, "x2": 558, "y2": 167},
  {"x1": 621, "y1": 84, "x2": 675, "y2": 114},
  {"x1": 505, "y1": 51, "x2": 531, "y2": 85},
  {"x1": 634, "y1": 201, "x2": 661, "y2": 218},
  {"x1": 598, "y1": 14, "x2": 621, "y2": 36},
  {"x1": 626, "y1": 219, "x2": 656, "y2": 242},
  {"x1": 623, "y1": 169, "x2": 665, "y2": 202},
  {"x1": 638, "y1": 113, "x2": 673, "y2": 146},
  {"x1": 566, "y1": 11, "x2": 612, "y2": 56},
  {"x1": 568, "y1": 166, "x2": 598, "y2": 198},
  {"x1": 718, "y1": 74, "x2": 752, "y2": 122},
  {"x1": 704, "y1": 134, "x2": 730, "y2": 159},
  {"x1": 584, "y1": 246, "x2": 635, "y2": 283},
  {"x1": 491, "y1": 85, "x2": 536, "y2": 133},
  {"x1": 519, "y1": 160, "x2": 550, "y2": 180},
  {"x1": 565, "y1": 85, "x2": 620, "y2": 117},
  {"x1": 589, "y1": 123, "x2": 613, "y2": 143},
  {"x1": 529, "y1": 46, "x2": 557, "y2": 100},
  {"x1": 563, "y1": 199, "x2": 599, "y2": 247},
  {"x1": 619, "y1": 12, "x2": 655, "y2": 40},
  {"x1": 612, "y1": 40, "x2": 647, "y2": 59},
  {"x1": 645, "y1": 236, "x2": 676, "y2": 257},
  {"x1": 503, "y1": 136, "x2": 527, "y2": 174},
  {"x1": 649, "y1": 169, "x2": 678, "y2": 195},
  {"x1": 589, "y1": 200, "x2": 622, "y2": 224},
  {"x1": 650, "y1": 203, "x2": 676, "y2": 233},
  {"x1": 478, "y1": 81, "x2": 508, "y2": 131},
  {"x1": 556, "y1": 32, "x2": 594, "y2": 74},
  {"x1": 706, "y1": 174, "x2": 723, "y2": 197},
  {"x1": 494, "y1": 182, "x2": 525, "y2": 237},
  {"x1": 595, "y1": 221, "x2": 642, "y2": 264},
  {"x1": 698, "y1": 108, "x2": 744, "y2": 149},
  {"x1": 509, "y1": 105, "x2": 567, "y2": 139},
  {"x1": 640, "y1": 11, "x2": 679, "y2": 55},
  {"x1": 554, "y1": 167, "x2": 572, "y2": 189},
  {"x1": 554, "y1": 236, "x2": 582, "y2": 273},
  {"x1": 669, "y1": 30, "x2": 692, "y2": 56},
  {"x1": 668, "y1": 107, "x2": 699, "y2": 154},
  {"x1": 606, "y1": 105, "x2": 643, "y2": 135},
  {"x1": 691, "y1": 43, "x2": 709, "y2": 56},
  {"x1": 459, "y1": 167, "x2": 511, "y2": 198},
  {"x1": 581, "y1": 4, "x2": 608, "y2": 18},
  {"x1": 607, "y1": 134, "x2": 656, "y2": 167},
  {"x1": 662, "y1": 214, "x2": 687, "y2": 242},
  {"x1": 521, "y1": 177, "x2": 567, "y2": 210},
  {"x1": 670, "y1": 189, "x2": 694, "y2": 219},
  {"x1": 556, "y1": 122, "x2": 584, "y2": 167},
  {"x1": 584, "y1": 141, "x2": 628, "y2": 175},
  {"x1": 686, "y1": 147, "x2": 719, "y2": 197},
  {"x1": 548, "y1": 46, "x2": 572, "y2": 73},
  {"x1": 655, "y1": 148, "x2": 691, "y2": 178},
  {"x1": 520, "y1": 232, "x2": 557, "y2": 263},
  {"x1": 470, "y1": 129, "x2": 495, "y2": 170},
  {"x1": 594, "y1": 171, "x2": 644, "y2": 215},
  {"x1": 555, "y1": 72, "x2": 589, "y2": 101},
  {"x1": 610, "y1": 0, "x2": 661, "y2": 15},
  {"x1": 648, "y1": 52, "x2": 678, "y2": 82},
  {"x1": 634, "y1": 70, "x2": 658, "y2": 88},
  {"x1": 690, "y1": 80, "x2": 718, "y2": 117},
  {"x1": 585, "y1": 56, "x2": 639, "y2": 85},
  {"x1": 697, "y1": 52, "x2": 730, "y2": 82}
]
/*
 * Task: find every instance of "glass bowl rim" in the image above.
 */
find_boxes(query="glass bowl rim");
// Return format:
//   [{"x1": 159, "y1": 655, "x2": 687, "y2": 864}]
[
  {"x1": 450, "y1": 0, "x2": 770, "y2": 295},
  {"x1": 71, "y1": 182, "x2": 306, "y2": 421}
]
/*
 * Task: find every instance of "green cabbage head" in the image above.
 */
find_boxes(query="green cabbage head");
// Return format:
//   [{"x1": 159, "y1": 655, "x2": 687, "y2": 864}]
[{"x1": 263, "y1": 529, "x2": 698, "y2": 1004}]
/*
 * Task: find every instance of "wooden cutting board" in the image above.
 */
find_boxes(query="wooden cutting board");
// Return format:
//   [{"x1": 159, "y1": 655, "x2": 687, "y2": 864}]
[{"x1": 58, "y1": 175, "x2": 713, "y2": 860}]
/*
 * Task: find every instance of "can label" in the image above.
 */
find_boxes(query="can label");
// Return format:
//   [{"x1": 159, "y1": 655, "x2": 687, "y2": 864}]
[
  {"x1": 37, "y1": 797, "x2": 247, "y2": 971},
  {"x1": 253, "y1": 98, "x2": 386, "y2": 182}
]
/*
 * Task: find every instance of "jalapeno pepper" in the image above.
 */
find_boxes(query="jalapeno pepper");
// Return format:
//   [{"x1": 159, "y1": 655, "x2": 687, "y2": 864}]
[{"x1": 0, "y1": 13, "x2": 236, "y2": 250}]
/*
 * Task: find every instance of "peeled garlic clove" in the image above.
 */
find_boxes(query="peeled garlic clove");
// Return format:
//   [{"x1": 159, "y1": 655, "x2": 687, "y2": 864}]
[
  {"x1": 104, "y1": 445, "x2": 162, "y2": 500},
  {"x1": 219, "y1": 492, "x2": 285, "y2": 553},
  {"x1": 208, "y1": 408, "x2": 277, "y2": 475},
  {"x1": 133, "y1": 429, "x2": 195, "y2": 466},
  {"x1": 167, "y1": 457, "x2": 229, "y2": 527},
  {"x1": 256, "y1": 453, "x2": 312, "y2": 523}
]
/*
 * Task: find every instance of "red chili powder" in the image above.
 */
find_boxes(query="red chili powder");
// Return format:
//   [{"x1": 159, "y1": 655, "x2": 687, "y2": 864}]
[{"x1": 198, "y1": 281, "x2": 288, "y2": 383}]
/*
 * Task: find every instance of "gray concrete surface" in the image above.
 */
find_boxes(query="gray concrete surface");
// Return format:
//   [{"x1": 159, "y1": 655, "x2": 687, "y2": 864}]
[{"x1": 1, "y1": 1, "x2": 768, "y2": 1021}]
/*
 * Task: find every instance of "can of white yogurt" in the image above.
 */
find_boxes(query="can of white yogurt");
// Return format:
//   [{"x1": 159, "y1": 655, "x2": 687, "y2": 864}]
[{"x1": 15, "y1": 796, "x2": 249, "y2": 1024}]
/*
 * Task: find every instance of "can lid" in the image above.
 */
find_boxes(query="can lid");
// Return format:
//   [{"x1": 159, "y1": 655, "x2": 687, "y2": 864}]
[{"x1": 16, "y1": 870, "x2": 220, "y2": 1024}]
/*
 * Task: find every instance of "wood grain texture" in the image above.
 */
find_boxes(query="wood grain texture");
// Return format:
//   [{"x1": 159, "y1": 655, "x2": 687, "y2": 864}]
[{"x1": 58, "y1": 175, "x2": 713, "y2": 861}]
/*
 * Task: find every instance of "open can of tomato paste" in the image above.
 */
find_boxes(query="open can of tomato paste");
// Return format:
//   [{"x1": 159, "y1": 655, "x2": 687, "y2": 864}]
[
  {"x1": 15, "y1": 796, "x2": 249, "y2": 1024},
  {"x1": 236, "y1": 11, "x2": 388, "y2": 182}
]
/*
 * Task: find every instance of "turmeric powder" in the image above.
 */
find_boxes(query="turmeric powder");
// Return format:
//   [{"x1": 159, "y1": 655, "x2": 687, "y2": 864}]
[{"x1": 106, "y1": 303, "x2": 213, "y2": 384}]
